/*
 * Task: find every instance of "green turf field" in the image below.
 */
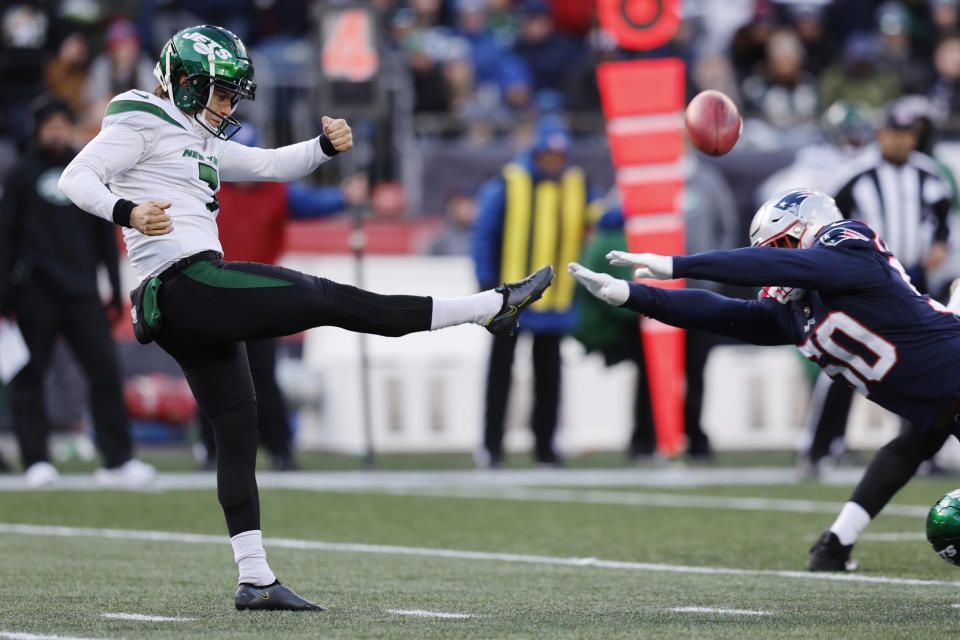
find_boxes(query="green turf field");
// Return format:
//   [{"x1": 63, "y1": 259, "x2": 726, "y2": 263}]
[{"x1": 3, "y1": 460, "x2": 960, "y2": 639}]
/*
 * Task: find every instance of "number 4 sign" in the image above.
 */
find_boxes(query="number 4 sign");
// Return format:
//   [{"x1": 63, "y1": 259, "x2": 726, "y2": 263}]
[{"x1": 322, "y1": 8, "x2": 379, "y2": 82}]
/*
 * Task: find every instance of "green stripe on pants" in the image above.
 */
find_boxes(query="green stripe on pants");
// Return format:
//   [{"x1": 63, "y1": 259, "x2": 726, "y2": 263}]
[{"x1": 181, "y1": 261, "x2": 294, "y2": 288}]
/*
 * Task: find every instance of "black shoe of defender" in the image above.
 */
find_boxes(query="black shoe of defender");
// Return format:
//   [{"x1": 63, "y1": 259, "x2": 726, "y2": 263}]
[
  {"x1": 235, "y1": 582, "x2": 326, "y2": 611},
  {"x1": 807, "y1": 530, "x2": 859, "y2": 571},
  {"x1": 485, "y1": 265, "x2": 555, "y2": 337}
]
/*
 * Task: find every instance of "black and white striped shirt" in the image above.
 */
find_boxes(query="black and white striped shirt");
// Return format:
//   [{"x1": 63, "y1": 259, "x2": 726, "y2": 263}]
[{"x1": 831, "y1": 148, "x2": 951, "y2": 272}]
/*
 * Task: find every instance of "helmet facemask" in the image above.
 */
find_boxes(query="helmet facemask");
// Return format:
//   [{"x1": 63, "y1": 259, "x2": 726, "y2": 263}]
[{"x1": 749, "y1": 189, "x2": 843, "y2": 303}]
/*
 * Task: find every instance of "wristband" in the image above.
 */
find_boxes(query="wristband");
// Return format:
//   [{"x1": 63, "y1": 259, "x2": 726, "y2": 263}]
[
  {"x1": 112, "y1": 199, "x2": 137, "y2": 228},
  {"x1": 318, "y1": 134, "x2": 340, "y2": 157}
]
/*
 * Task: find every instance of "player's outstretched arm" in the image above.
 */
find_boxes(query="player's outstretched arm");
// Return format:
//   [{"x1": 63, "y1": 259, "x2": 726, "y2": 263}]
[
  {"x1": 610, "y1": 243, "x2": 882, "y2": 292},
  {"x1": 606, "y1": 251, "x2": 674, "y2": 280},
  {"x1": 220, "y1": 115, "x2": 353, "y2": 183},
  {"x1": 569, "y1": 262, "x2": 793, "y2": 345}
]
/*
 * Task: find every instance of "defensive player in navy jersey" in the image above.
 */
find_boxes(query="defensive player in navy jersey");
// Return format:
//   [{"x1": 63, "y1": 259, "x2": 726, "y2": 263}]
[{"x1": 569, "y1": 188, "x2": 960, "y2": 572}]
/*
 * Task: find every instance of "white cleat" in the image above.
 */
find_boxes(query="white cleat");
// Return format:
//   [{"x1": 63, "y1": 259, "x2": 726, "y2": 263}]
[
  {"x1": 94, "y1": 458, "x2": 156, "y2": 487},
  {"x1": 24, "y1": 461, "x2": 60, "y2": 488}
]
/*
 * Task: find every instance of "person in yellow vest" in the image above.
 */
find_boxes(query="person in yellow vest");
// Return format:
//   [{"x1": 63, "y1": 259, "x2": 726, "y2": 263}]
[{"x1": 472, "y1": 116, "x2": 595, "y2": 467}]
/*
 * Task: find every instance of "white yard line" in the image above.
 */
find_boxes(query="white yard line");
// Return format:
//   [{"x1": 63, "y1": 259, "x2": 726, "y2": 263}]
[
  {"x1": 0, "y1": 522, "x2": 956, "y2": 589},
  {"x1": 384, "y1": 609, "x2": 473, "y2": 619},
  {"x1": 100, "y1": 612, "x2": 195, "y2": 622},
  {"x1": 666, "y1": 607, "x2": 772, "y2": 616},
  {"x1": 0, "y1": 632, "x2": 119, "y2": 640},
  {"x1": 860, "y1": 532, "x2": 928, "y2": 542},
  {"x1": 0, "y1": 467, "x2": 870, "y2": 492},
  {"x1": 372, "y1": 486, "x2": 931, "y2": 518}
]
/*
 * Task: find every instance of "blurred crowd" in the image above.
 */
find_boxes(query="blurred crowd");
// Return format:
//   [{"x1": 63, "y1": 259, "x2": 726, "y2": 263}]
[{"x1": 5, "y1": 2, "x2": 960, "y2": 160}]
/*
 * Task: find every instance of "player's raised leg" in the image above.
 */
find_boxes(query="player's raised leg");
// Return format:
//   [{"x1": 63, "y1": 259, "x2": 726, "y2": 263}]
[{"x1": 158, "y1": 259, "x2": 554, "y2": 343}]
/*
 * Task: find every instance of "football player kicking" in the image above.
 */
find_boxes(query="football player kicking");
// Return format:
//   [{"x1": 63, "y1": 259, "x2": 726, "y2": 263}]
[
  {"x1": 569, "y1": 188, "x2": 960, "y2": 573},
  {"x1": 58, "y1": 25, "x2": 553, "y2": 611}
]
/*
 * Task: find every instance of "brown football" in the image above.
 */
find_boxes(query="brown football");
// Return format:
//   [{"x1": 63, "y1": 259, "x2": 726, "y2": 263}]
[{"x1": 683, "y1": 90, "x2": 742, "y2": 156}]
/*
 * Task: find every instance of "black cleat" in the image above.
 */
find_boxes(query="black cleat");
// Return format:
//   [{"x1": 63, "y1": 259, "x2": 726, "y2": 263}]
[
  {"x1": 485, "y1": 265, "x2": 555, "y2": 336},
  {"x1": 807, "y1": 530, "x2": 859, "y2": 571},
  {"x1": 235, "y1": 581, "x2": 326, "y2": 611}
]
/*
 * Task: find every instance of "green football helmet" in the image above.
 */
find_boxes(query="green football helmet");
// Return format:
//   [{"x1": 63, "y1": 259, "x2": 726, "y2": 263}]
[
  {"x1": 927, "y1": 489, "x2": 960, "y2": 566},
  {"x1": 153, "y1": 25, "x2": 256, "y2": 139}
]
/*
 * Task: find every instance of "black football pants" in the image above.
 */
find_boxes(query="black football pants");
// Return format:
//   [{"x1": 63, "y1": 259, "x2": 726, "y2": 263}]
[
  {"x1": 9, "y1": 281, "x2": 132, "y2": 469},
  {"x1": 484, "y1": 333, "x2": 561, "y2": 464},
  {"x1": 154, "y1": 256, "x2": 432, "y2": 536},
  {"x1": 198, "y1": 337, "x2": 292, "y2": 461}
]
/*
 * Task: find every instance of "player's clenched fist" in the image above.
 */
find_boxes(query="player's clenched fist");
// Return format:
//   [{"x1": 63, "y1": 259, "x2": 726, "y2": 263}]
[
  {"x1": 131, "y1": 200, "x2": 173, "y2": 236},
  {"x1": 321, "y1": 116, "x2": 353, "y2": 152}
]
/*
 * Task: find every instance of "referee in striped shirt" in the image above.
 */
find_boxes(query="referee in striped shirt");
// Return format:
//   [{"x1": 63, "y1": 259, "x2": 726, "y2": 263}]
[{"x1": 802, "y1": 101, "x2": 953, "y2": 474}]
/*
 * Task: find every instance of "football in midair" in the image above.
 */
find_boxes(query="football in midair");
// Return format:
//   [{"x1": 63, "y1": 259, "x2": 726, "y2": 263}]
[{"x1": 683, "y1": 90, "x2": 742, "y2": 157}]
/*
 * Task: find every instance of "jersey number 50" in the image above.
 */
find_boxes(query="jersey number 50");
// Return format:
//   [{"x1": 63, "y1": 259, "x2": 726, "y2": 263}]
[{"x1": 800, "y1": 311, "x2": 897, "y2": 396}]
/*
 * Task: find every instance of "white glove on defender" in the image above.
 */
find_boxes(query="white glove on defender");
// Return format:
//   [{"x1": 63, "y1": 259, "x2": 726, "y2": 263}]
[
  {"x1": 606, "y1": 251, "x2": 674, "y2": 280},
  {"x1": 568, "y1": 262, "x2": 630, "y2": 306}
]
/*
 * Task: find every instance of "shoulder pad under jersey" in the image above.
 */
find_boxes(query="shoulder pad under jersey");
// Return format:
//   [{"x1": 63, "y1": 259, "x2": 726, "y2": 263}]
[{"x1": 102, "y1": 90, "x2": 188, "y2": 132}]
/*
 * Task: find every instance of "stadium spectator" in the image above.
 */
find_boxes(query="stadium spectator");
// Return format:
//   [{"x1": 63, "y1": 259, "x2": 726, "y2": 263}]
[
  {"x1": 875, "y1": 1, "x2": 931, "y2": 94},
  {"x1": 453, "y1": 0, "x2": 502, "y2": 88},
  {"x1": 511, "y1": 0, "x2": 584, "y2": 110},
  {"x1": 928, "y1": 33, "x2": 960, "y2": 129},
  {"x1": 0, "y1": 96, "x2": 155, "y2": 487},
  {"x1": 729, "y1": 1, "x2": 778, "y2": 84},
  {"x1": 918, "y1": 0, "x2": 960, "y2": 58},
  {"x1": 487, "y1": 0, "x2": 522, "y2": 49},
  {"x1": 0, "y1": 3, "x2": 57, "y2": 144},
  {"x1": 790, "y1": 3, "x2": 834, "y2": 77},
  {"x1": 84, "y1": 17, "x2": 155, "y2": 130},
  {"x1": 197, "y1": 122, "x2": 369, "y2": 472},
  {"x1": 819, "y1": 32, "x2": 902, "y2": 109},
  {"x1": 472, "y1": 115, "x2": 593, "y2": 467},
  {"x1": 741, "y1": 27, "x2": 819, "y2": 130},
  {"x1": 428, "y1": 186, "x2": 476, "y2": 256},
  {"x1": 44, "y1": 31, "x2": 90, "y2": 117}
]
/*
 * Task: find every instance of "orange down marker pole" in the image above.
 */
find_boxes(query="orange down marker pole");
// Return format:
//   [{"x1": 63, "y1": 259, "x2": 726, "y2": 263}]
[{"x1": 597, "y1": 57, "x2": 687, "y2": 457}]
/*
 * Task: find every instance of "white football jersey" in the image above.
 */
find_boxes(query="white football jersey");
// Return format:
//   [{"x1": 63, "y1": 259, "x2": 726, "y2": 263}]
[{"x1": 59, "y1": 89, "x2": 333, "y2": 282}]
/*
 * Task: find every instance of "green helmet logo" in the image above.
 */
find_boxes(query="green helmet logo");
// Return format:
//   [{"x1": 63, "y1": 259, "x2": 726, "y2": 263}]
[
  {"x1": 153, "y1": 25, "x2": 256, "y2": 139},
  {"x1": 927, "y1": 489, "x2": 960, "y2": 566}
]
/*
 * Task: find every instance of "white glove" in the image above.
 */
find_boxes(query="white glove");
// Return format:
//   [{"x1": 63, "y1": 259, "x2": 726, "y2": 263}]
[
  {"x1": 606, "y1": 251, "x2": 674, "y2": 280},
  {"x1": 568, "y1": 262, "x2": 630, "y2": 306}
]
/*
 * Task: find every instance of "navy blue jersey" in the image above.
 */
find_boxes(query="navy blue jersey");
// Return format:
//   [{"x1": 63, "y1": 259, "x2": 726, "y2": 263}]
[{"x1": 623, "y1": 220, "x2": 960, "y2": 427}]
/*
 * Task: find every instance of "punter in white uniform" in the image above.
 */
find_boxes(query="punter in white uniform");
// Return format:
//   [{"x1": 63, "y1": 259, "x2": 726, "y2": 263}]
[{"x1": 58, "y1": 24, "x2": 553, "y2": 611}]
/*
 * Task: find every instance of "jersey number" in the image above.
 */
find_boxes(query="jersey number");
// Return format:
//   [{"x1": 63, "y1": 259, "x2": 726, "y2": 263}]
[
  {"x1": 198, "y1": 162, "x2": 219, "y2": 213},
  {"x1": 802, "y1": 311, "x2": 897, "y2": 395}
]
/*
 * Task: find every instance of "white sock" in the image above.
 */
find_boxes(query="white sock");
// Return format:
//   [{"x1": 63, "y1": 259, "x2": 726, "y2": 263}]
[
  {"x1": 231, "y1": 530, "x2": 277, "y2": 586},
  {"x1": 829, "y1": 501, "x2": 871, "y2": 546},
  {"x1": 430, "y1": 290, "x2": 503, "y2": 330}
]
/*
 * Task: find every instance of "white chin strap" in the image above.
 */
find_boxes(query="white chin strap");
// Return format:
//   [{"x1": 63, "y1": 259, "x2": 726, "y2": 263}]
[{"x1": 201, "y1": 50, "x2": 222, "y2": 134}]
